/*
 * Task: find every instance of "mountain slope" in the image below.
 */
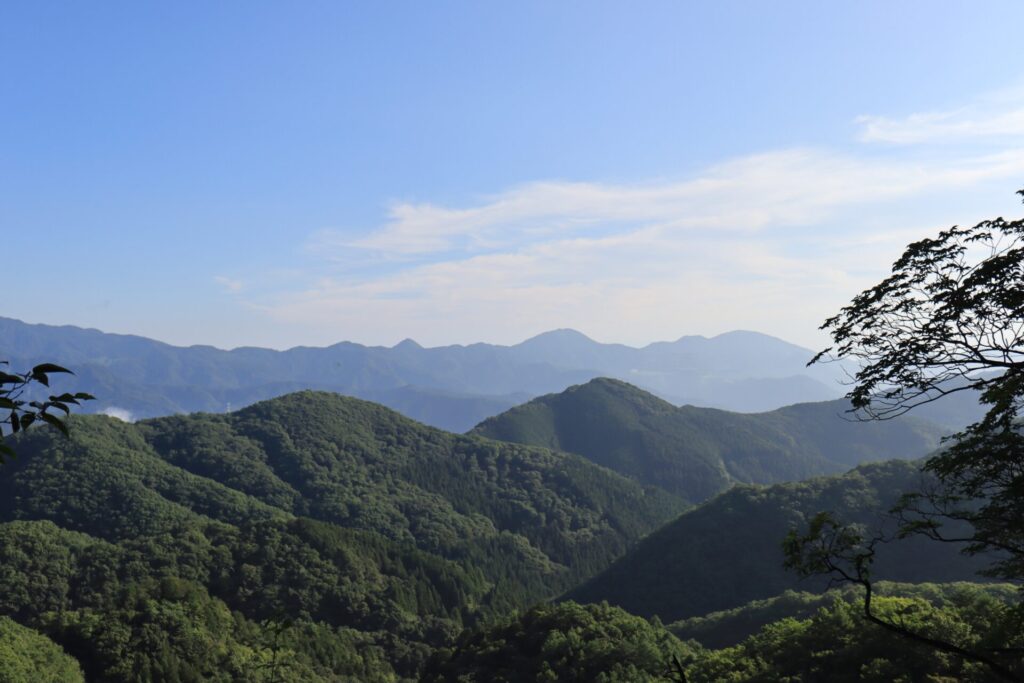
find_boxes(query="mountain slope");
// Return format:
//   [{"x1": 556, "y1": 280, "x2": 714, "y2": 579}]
[
  {"x1": 4, "y1": 392, "x2": 683, "y2": 599},
  {"x1": 471, "y1": 378, "x2": 945, "y2": 503},
  {"x1": 564, "y1": 459, "x2": 989, "y2": 622},
  {"x1": 0, "y1": 392, "x2": 686, "y2": 678}
]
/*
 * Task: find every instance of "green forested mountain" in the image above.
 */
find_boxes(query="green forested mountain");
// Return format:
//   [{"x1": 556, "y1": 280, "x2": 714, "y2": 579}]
[
  {"x1": 0, "y1": 391, "x2": 684, "y2": 680},
  {"x1": 472, "y1": 378, "x2": 945, "y2": 503},
  {"x1": 0, "y1": 386, "x2": 1004, "y2": 680},
  {"x1": 566, "y1": 459, "x2": 989, "y2": 622}
]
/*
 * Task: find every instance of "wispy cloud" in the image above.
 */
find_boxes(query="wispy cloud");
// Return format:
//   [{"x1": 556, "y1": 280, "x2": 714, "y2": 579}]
[
  {"x1": 252, "y1": 143, "x2": 1024, "y2": 348},
  {"x1": 214, "y1": 276, "x2": 244, "y2": 293},
  {"x1": 307, "y1": 148, "x2": 1024, "y2": 262},
  {"x1": 858, "y1": 86, "x2": 1024, "y2": 144},
  {"x1": 101, "y1": 406, "x2": 135, "y2": 422}
]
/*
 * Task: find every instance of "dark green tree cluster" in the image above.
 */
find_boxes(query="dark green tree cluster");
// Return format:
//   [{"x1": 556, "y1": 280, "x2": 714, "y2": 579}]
[
  {"x1": 687, "y1": 586, "x2": 1021, "y2": 682},
  {"x1": 669, "y1": 581, "x2": 1020, "y2": 650},
  {"x1": 422, "y1": 601, "x2": 694, "y2": 683},
  {"x1": 0, "y1": 615, "x2": 84, "y2": 683}
]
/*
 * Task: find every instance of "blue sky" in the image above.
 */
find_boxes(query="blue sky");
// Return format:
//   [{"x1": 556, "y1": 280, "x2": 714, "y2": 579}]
[{"x1": 5, "y1": 2, "x2": 1024, "y2": 350}]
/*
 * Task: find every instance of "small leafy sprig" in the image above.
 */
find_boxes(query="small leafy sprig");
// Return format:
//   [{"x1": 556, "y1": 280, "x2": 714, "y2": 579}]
[{"x1": 0, "y1": 361, "x2": 94, "y2": 462}]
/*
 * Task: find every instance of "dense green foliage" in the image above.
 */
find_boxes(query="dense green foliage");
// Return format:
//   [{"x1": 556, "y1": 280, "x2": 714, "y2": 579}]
[
  {"x1": 422, "y1": 601, "x2": 694, "y2": 682},
  {"x1": 473, "y1": 378, "x2": 944, "y2": 503},
  {"x1": 567, "y1": 459, "x2": 988, "y2": 621},
  {"x1": 0, "y1": 391, "x2": 683, "y2": 679},
  {"x1": 686, "y1": 585, "x2": 1022, "y2": 682},
  {"x1": 423, "y1": 587, "x2": 1021, "y2": 682},
  {"x1": 669, "y1": 581, "x2": 1020, "y2": 649},
  {"x1": 0, "y1": 615, "x2": 84, "y2": 682},
  {"x1": 0, "y1": 380, "x2": 1006, "y2": 679}
]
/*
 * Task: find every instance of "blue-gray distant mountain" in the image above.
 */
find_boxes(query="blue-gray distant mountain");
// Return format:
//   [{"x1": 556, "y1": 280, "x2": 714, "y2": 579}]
[{"x1": 0, "y1": 316, "x2": 914, "y2": 430}]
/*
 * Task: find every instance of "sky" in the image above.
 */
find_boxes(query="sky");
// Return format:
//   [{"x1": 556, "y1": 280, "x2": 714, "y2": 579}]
[{"x1": 4, "y1": 2, "x2": 1024, "y2": 351}]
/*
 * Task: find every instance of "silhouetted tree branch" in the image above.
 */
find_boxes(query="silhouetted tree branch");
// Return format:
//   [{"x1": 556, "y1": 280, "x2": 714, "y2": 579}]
[
  {"x1": 789, "y1": 188, "x2": 1024, "y2": 681},
  {"x1": 784, "y1": 512, "x2": 1022, "y2": 682},
  {"x1": 0, "y1": 361, "x2": 94, "y2": 462}
]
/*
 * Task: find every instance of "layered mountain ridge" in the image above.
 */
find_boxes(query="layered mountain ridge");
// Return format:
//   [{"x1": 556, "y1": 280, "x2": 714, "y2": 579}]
[
  {"x1": 472, "y1": 377, "x2": 946, "y2": 503},
  {"x1": 1, "y1": 317, "x2": 854, "y2": 431},
  {"x1": 0, "y1": 390, "x2": 685, "y2": 679}
]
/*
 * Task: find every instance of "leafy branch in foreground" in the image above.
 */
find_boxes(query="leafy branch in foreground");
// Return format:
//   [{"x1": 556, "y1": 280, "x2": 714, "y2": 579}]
[
  {"x1": 810, "y1": 189, "x2": 1024, "y2": 422},
  {"x1": 0, "y1": 362, "x2": 94, "y2": 462},
  {"x1": 789, "y1": 187, "x2": 1024, "y2": 682},
  {"x1": 784, "y1": 512, "x2": 1023, "y2": 682}
]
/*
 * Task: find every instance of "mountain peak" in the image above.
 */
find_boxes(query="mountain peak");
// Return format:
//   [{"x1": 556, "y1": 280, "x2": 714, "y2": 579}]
[
  {"x1": 518, "y1": 328, "x2": 595, "y2": 346},
  {"x1": 393, "y1": 338, "x2": 423, "y2": 350}
]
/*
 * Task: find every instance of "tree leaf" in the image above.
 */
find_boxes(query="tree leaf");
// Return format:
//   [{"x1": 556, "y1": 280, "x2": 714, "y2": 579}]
[
  {"x1": 46, "y1": 401, "x2": 71, "y2": 415},
  {"x1": 31, "y1": 363, "x2": 73, "y2": 375},
  {"x1": 38, "y1": 411, "x2": 68, "y2": 437}
]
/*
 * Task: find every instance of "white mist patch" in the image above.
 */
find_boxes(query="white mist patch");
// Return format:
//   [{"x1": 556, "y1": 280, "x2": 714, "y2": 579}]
[{"x1": 101, "y1": 406, "x2": 136, "y2": 423}]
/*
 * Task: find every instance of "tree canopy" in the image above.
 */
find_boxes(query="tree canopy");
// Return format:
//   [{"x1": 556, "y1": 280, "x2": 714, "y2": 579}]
[{"x1": 789, "y1": 188, "x2": 1024, "y2": 681}]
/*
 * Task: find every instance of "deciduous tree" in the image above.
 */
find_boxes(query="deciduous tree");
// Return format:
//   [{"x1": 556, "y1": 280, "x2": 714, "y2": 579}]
[{"x1": 786, "y1": 188, "x2": 1024, "y2": 681}]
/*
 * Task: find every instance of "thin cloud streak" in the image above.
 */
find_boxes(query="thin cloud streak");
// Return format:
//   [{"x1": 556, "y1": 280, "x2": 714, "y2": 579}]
[
  {"x1": 309, "y1": 148, "x2": 1024, "y2": 260},
  {"x1": 858, "y1": 86, "x2": 1024, "y2": 144},
  {"x1": 249, "y1": 141, "x2": 1024, "y2": 349},
  {"x1": 214, "y1": 276, "x2": 244, "y2": 293}
]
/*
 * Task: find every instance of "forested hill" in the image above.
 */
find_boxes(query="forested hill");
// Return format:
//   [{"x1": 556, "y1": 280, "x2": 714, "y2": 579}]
[
  {"x1": 565, "y1": 458, "x2": 989, "y2": 622},
  {"x1": 0, "y1": 316, "x2": 852, "y2": 431},
  {"x1": 0, "y1": 391, "x2": 684, "y2": 680},
  {"x1": 471, "y1": 377, "x2": 946, "y2": 503}
]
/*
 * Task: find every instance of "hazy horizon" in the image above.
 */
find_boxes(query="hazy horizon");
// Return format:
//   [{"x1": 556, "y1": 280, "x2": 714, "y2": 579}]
[{"x1": 3, "y1": 315, "x2": 817, "y2": 354}]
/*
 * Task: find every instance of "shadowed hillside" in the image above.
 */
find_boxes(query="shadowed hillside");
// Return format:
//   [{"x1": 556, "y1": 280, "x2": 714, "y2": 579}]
[{"x1": 565, "y1": 459, "x2": 988, "y2": 622}]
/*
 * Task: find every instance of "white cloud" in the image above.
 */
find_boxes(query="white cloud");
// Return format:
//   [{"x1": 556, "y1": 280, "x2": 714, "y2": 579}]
[
  {"x1": 307, "y1": 148, "x2": 1024, "y2": 261},
  {"x1": 247, "y1": 143, "x2": 1024, "y2": 349},
  {"x1": 858, "y1": 86, "x2": 1024, "y2": 144},
  {"x1": 101, "y1": 406, "x2": 135, "y2": 422},
  {"x1": 214, "y1": 276, "x2": 244, "y2": 293}
]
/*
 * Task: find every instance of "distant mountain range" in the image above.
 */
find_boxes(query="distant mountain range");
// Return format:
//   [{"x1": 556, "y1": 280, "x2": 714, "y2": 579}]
[
  {"x1": 472, "y1": 378, "x2": 946, "y2": 504},
  {"x1": 1, "y1": 317, "x2": 859, "y2": 431}
]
